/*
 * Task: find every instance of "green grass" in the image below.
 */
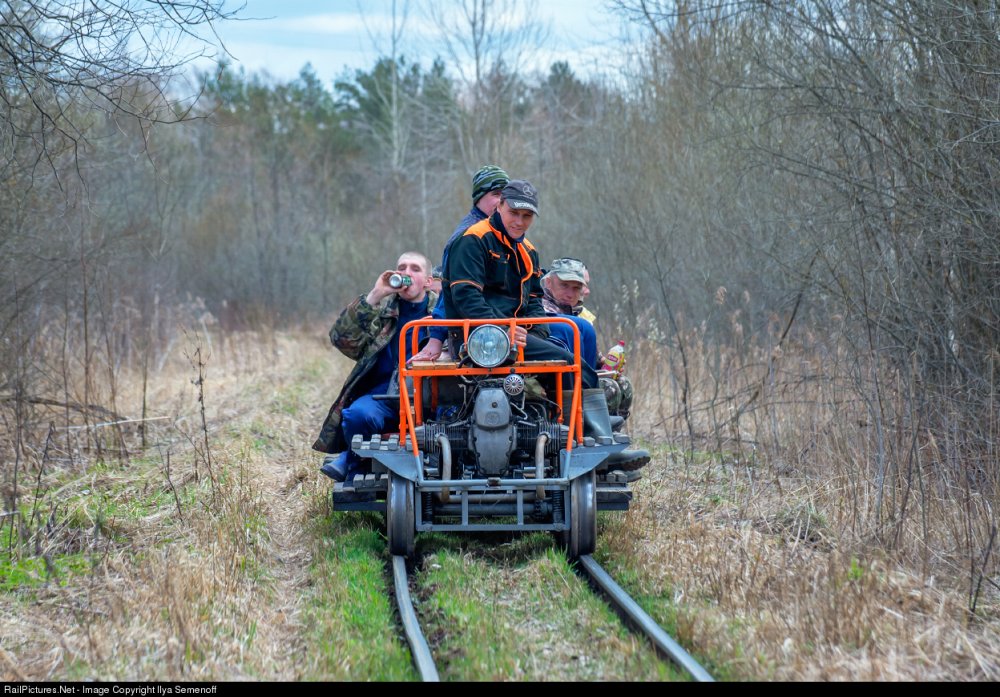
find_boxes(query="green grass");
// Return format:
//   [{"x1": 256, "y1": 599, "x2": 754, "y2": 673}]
[
  {"x1": 0, "y1": 545, "x2": 93, "y2": 592},
  {"x1": 0, "y1": 451, "x2": 203, "y2": 600},
  {"x1": 413, "y1": 531, "x2": 682, "y2": 681},
  {"x1": 297, "y1": 357, "x2": 328, "y2": 383},
  {"x1": 304, "y1": 469, "x2": 715, "y2": 681},
  {"x1": 304, "y1": 510, "x2": 418, "y2": 681},
  {"x1": 271, "y1": 382, "x2": 307, "y2": 416},
  {"x1": 58, "y1": 476, "x2": 192, "y2": 542}
]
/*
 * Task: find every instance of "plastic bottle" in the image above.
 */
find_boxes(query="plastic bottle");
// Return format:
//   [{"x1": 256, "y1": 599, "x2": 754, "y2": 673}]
[
  {"x1": 601, "y1": 340, "x2": 626, "y2": 376},
  {"x1": 389, "y1": 273, "x2": 412, "y2": 289}
]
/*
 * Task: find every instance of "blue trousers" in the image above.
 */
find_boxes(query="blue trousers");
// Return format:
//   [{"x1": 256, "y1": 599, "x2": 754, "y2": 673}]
[
  {"x1": 546, "y1": 315, "x2": 599, "y2": 370},
  {"x1": 340, "y1": 392, "x2": 398, "y2": 468},
  {"x1": 525, "y1": 333, "x2": 598, "y2": 390}
]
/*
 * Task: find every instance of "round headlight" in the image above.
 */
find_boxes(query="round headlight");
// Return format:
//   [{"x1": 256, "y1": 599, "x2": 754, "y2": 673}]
[{"x1": 466, "y1": 324, "x2": 511, "y2": 368}]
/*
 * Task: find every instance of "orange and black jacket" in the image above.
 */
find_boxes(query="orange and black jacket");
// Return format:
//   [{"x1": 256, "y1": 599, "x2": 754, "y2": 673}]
[{"x1": 443, "y1": 211, "x2": 550, "y2": 338}]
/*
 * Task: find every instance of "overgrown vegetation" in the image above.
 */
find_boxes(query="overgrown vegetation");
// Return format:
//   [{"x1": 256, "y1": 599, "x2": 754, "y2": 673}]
[
  {"x1": 1, "y1": 0, "x2": 998, "y2": 682},
  {"x1": 1, "y1": 330, "x2": 997, "y2": 680},
  {"x1": 305, "y1": 512, "x2": 416, "y2": 681}
]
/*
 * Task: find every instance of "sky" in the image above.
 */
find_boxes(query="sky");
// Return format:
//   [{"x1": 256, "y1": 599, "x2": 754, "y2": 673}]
[{"x1": 188, "y1": 0, "x2": 636, "y2": 86}]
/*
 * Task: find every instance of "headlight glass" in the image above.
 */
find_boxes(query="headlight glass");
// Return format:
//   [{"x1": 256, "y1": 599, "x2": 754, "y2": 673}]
[{"x1": 466, "y1": 324, "x2": 511, "y2": 368}]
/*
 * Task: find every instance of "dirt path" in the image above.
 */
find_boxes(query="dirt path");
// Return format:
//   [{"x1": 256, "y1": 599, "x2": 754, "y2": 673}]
[
  {"x1": 248, "y1": 451, "x2": 315, "y2": 679},
  {"x1": 213, "y1": 335, "x2": 339, "y2": 680}
]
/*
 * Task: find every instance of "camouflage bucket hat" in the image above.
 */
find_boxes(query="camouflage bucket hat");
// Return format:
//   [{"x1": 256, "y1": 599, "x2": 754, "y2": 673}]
[
  {"x1": 548, "y1": 257, "x2": 587, "y2": 284},
  {"x1": 472, "y1": 165, "x2": 510, "y2": 204}
]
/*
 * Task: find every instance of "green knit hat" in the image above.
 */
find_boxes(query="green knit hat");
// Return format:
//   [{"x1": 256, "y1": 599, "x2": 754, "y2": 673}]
[{"x1": 471, "y1": 165, "x2": 510, "y2": 204}]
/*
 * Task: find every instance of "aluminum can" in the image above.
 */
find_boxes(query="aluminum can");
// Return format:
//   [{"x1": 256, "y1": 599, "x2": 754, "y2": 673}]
[{"x1": 389, "y1": 273, "x2": 412, "y2": 288}]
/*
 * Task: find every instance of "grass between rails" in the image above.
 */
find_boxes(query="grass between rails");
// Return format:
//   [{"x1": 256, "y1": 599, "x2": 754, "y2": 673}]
[
  {"x1": 299, "y1": 491, "x2": 688, "y2": 681},
  {"x1": 410, "y1": 532, "x2": 683, "y2": 681}
]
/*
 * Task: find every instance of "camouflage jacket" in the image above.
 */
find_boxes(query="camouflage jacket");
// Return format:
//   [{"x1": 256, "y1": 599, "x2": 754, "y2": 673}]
[
  {"x1": 312, "y1": 291, "x2": 438, "y2": 454},
  {"x1": 542, "y1": 289, "x2": 597, "y2": 324}
]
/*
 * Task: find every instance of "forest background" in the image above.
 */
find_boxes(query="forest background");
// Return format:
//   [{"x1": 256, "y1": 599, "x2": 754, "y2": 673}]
[{"x1": 1, "y1": 0, "x2": 998, "y2": 680}]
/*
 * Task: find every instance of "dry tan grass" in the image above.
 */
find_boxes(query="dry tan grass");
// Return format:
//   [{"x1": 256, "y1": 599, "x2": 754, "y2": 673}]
[
  {"x1": 607, "y1": 459, "x2": 998, "y2": 679},
  {"x1": 1, "y1": 328, "x2": 346, "y2": 680},
  {"x1": 604, "y1": 328, "x2": 1000, "y2": 680}
]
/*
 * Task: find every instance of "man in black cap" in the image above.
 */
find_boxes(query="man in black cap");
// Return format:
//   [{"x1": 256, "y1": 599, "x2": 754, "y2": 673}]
[
  {"x1": 413, "y1": 165, "x2": 509, "y2": 361},
  {"x1": 443, "y1": 179, "x2": 600, "y2": 389},
  {"x1": 444, "y1": 180, "x2": 650, "y2": 471}
]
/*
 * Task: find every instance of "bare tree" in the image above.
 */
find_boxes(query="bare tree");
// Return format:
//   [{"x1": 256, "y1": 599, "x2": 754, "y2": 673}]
[
  {"x1": 605, "y1": 0, "x2": 1000, "y2": 598},
  {"x1": 354, "y1": 0, "x2": 414, "y2": 178},
  {"x1": 422, "y1": 0, "x2": 549, "y2": 166},
  {"x1": 0, "y1": 0, "x2": 237, "y2": 178}
]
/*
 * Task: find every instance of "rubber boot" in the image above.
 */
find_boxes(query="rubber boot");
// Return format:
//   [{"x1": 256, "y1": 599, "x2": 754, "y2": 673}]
[
  {"x1": 320, "y1": 452, "x2": 349, "y2": 482},
  {"x1": 580, "y1": 388, "x2": 614, "y2": 438},
  {"x1": 570, "y1": 389, "x2": 650, "y2": 471}
]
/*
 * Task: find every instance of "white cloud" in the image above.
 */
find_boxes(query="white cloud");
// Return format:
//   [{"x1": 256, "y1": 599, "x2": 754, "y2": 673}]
[
  {"x1": 189, "y1": 1, "x2": 640, "y2": 85},
  {"x1": 267, "y1": 12, "x2": 439, "y2": 39}
]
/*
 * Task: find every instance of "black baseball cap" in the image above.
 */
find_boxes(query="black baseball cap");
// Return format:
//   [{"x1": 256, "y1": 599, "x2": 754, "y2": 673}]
[{"x1": 501, "y1": 180, "x2": 539, "y2": 216}]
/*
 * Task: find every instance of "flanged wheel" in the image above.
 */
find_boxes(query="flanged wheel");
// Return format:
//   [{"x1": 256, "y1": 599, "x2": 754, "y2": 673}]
[
  {"x1": 386, "y1": 473, "x2": 416, "y2": 558},
  {"x1": 562, "y1": 470, "x2": 597, "y2": 558}
]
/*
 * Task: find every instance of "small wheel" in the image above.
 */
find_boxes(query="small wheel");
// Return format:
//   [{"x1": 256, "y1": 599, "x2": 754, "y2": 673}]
[
  {"x1": 386, "y1": 473, "x2": 416, "y2": 558},
  {"x1": 564, "y1": 471, "x2": 597, "y2": 558}
]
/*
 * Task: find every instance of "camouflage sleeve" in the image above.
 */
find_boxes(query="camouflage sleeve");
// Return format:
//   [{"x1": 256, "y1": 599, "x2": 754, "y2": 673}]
[{"x1": 329, "y1": 295, "x2": 382, "y2": 360}]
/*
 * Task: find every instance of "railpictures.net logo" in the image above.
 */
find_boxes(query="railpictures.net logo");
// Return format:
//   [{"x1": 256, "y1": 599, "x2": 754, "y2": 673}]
[{"x1": 4, "y1": 688, "x2": 217, "y2": 696}]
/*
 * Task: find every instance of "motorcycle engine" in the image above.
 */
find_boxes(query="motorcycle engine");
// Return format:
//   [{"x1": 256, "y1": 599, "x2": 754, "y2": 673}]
[{"x1": 469, "y1": 387, "x2": 516, "y2": 476}]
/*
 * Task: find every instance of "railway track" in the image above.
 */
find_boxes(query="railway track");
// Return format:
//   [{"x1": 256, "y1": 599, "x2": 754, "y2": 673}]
[
  {"x1": 391, "y1": 555, "x2": 439, "y2": 682},
  {"x1": 389, "y1": 552, "x2": 714, "y2": 682},
  {"x1": 576, "y1": 555, "x2": 714, "y2": 682}
]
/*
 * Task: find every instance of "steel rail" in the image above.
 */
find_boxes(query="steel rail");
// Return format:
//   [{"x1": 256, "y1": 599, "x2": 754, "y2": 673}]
[
  {"x1": 578, "y1": 555, "x2": 714, "y2": 682},
  {"x1": 391, "y1": 555, "x2": 440, "y2": 682}
]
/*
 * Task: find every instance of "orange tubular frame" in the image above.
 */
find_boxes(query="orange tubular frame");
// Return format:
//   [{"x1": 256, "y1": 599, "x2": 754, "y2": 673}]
[{"x1": 396, "y1": 317, "x2": 584, "y2": 459}]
